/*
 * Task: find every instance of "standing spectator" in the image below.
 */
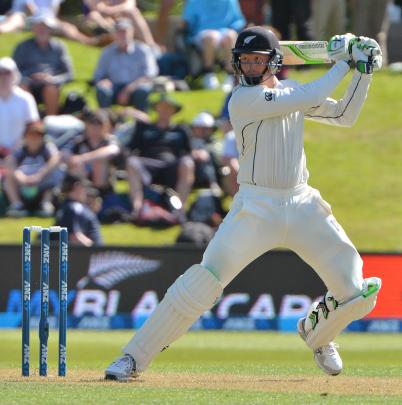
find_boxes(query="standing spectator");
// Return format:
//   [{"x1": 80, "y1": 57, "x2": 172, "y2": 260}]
[
  {"x1": 125, "y1": 93, "x2": 194, "y2": 217},
  {"x1": 350, "y1": 0, "x2": 391, "y2": 66},
  {"x1": 93, "y1": 18, "x2": 158, "y2": 112},
  {"x1": 311, "y1": 0, "x2": 346, "y2": 41},
  {"x1": 190, "y1": 111, "x2": 221, "y2": 193},
  {"x1": 3, "y1": 121, "x2": 62, "y2": 217},
  {"x1": 83, "y1": 0, "x2": 157, "y2": 48},
  {"x1": 55, "y1": 173, "x2": 103, "y2": 246},
  {"x1": 0, "y1": 57, "x2": 39, "y2": 169},
  {"x1": 270, "y1": 0, "x2": 312, "y2": 41},
  {"x1": 64, "y1": 109, "x2": 120, "y2": 194},
  {"x1": 182, "y1": 0, "x2": 246, "y2": 90},
  {"x1": 12, "y1": 13, "x2": 73, "y2": 115}
]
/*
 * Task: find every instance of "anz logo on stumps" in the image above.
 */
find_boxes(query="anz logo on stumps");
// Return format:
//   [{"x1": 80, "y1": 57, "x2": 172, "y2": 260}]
[
  {"x1": 43, "y1": 243, "x2": 50, "y2": 264},
  {"x1": 60, "y1": 280, "x2": 68, "y2": 302},
  {"x1": 23, "y1": 280, "x2": 30, "y2": 301},
  {"x1": 61, "y1": 241, "x2": 68, "y2": 262},
  {"x1": 41, "y1": 344, "x2": 48, "y2": 364},
  {"x1": 24, "y1": 242, "x2": 31, "y2": 262},
  {"x1": 23, "y1": 344, "x2": 30, "y2": 364},
  {"x1": 59, "y1": 345, "x2": 67, "y2": 364},
  {"x1": 42, "y1": 283, "x2": 49, "y2": 303}
]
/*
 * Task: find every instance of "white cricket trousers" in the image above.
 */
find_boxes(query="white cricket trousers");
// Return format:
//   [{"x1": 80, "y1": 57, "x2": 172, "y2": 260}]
[{"x1": 202, "y1": 183, "x2": 364, "y2": 303}]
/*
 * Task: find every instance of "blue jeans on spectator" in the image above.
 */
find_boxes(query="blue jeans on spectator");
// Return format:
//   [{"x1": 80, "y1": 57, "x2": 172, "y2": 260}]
[{"x1": 96, "y1": 82, "x2": 152, "y2": 111}]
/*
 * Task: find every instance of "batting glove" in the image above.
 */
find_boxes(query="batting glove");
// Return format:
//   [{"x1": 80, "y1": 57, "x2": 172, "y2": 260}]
[
  {"x1": 351, "y1": 36, "x2": 383, "y2": 74},
  {"x1": 327, "y1": 33, "x2": 357, "y2": 63}
]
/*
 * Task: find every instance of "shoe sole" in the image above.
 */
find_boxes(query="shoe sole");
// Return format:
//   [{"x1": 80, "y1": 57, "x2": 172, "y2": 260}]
[{"x1": 104, "y1": 373, "x2": 133, "y2": 382}]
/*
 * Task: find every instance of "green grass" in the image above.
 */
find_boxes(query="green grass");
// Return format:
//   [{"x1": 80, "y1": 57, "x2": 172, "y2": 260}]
[
  {"x1": 0, "y1": 330, "x2": 402, "y2": 404},
  {"x1": 1, "y1": 33, "x2": 402, "y2": 249}
]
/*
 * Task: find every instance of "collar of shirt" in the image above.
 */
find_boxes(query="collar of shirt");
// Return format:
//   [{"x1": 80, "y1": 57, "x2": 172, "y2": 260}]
[{"x1": 117, "y1": 41, "x2": 136, "y2": 54}]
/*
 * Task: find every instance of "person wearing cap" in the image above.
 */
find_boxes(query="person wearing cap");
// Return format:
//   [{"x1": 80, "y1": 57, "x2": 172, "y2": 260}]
[
  {"x1": 93, "y1": 17, "x2": 158, "y2": 112},
  {"x1": 125, "y1": 92, "x2": 194, "y2": 218},
  {"x1": 104, "y1": 27, "x2": 382, "y2": 381},
  {"x1": 0, "y1": 57, "x2": 39, "y2": 171},
  {"x1": 64, "y1": 109, "x2": 120, "y2": 194},
  {"x1": 55, "y1": 173, "x2": 103, "y2": 246},
  {"x1": 190, "y1": 111, "x2": 221, "y2": 193},
  {"x1": 3, "y1": 120, "x2": 62, "y2": 217},
  {"x1": 12, "y1": 12, "x2": 73, "y2": 115}
]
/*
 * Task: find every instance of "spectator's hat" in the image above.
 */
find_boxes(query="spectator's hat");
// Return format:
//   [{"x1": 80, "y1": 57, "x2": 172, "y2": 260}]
[
  {"x1": 114, "y1": 18, "x2": 134, "y2": 31},
  {"x1": 0, "y1": 57, "x2": 17, "y2": 72},
  {"x1": 152, "y1": 93, "x2": 182, "y2": 113},
  {"x1": 0, "y1": 57, "x2": 21, "y2": 84},
  {"x1": 30, "y1": 12, "x2": 57, "y2": 29},
  {"x1": 191, "y1": 112, "x2": 216, "y2": 129}
]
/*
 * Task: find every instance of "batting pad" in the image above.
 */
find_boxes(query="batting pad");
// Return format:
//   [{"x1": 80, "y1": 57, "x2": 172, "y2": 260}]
[
  {"x1": 304, "y1": 277, "x2": 381, "y2": 350},
  {"x1": 124, "y1": 265, "x2": 223, "y2": 372}
]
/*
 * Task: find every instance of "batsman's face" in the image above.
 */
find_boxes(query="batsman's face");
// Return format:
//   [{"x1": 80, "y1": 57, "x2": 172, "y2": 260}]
[{"x1": 239, "y1": 53, "x2": 269, "y2": 76}]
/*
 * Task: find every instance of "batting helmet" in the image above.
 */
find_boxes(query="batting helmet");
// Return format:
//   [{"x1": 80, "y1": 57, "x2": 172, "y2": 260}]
[{"x1": 231, "y1": 26, "x2": 283, "y2": 86}]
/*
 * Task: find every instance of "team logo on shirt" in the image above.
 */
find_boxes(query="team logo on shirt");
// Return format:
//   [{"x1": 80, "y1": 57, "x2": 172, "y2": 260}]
[
  {"x1": 243, "y1": 35, "x2": 256, "y2": 45},
  {"x1": 265, "y1": 91, "x2": 276, "y2": 102}
]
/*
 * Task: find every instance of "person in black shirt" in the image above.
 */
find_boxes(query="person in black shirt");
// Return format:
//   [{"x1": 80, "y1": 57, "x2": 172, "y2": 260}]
[
  {"x1": 55, "y1": 174, "x2": 103, "y2": 246},
  {"x1": 125, "y1": 93, "x2": 194, "y2": 216},
  {"x1": 64, "y1": 109, "x2": 120, "y2": 194}
]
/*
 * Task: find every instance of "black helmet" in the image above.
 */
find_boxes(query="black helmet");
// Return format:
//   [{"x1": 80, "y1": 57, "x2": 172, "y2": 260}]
[{"x1": 232, "y1": 26, "x2": 283, "y2": 86}]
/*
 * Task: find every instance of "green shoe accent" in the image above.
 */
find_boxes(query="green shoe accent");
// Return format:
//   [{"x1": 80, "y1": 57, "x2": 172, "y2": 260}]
[{"x1": 362, "y1": 283, "x2": 380, "y2": 298}]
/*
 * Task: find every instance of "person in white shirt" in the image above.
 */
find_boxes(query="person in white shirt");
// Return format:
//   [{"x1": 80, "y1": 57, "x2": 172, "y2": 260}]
[
  {"x1": 103, "y1": 27, "x2": 383, "y2": 381},
  {"x1": 0, "y1": 57, "x2": 39, "y2": 163}
]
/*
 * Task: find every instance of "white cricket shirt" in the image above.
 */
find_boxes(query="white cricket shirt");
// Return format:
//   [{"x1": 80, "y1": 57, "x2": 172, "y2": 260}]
[{"x1": 229, "y1": 61, "x2": 372, "y2": 189}]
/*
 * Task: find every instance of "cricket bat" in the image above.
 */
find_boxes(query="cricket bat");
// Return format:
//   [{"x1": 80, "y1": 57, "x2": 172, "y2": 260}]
[{"x1": 279, "y1": 41, "x2": 331, "y2": 65}]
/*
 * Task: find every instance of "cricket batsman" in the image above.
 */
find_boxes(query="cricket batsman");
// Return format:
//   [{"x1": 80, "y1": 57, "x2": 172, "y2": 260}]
[{"x1": 105, "y1": 26, "x2": 382, "y2": 380}]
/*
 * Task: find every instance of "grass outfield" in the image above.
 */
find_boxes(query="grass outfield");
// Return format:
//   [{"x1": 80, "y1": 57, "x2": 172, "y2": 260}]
[
  {"x1": 1, "y1": 33, "x2": 402, "y2": 249},
  {"x1": 0, "y1": 330, "x2": 402, "y2": 404}
]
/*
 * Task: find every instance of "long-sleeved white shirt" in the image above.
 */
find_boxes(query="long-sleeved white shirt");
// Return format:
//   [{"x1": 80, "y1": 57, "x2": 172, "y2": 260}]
[{"x1": 229, "y1": 61, "x2": 372, "y2": 189}]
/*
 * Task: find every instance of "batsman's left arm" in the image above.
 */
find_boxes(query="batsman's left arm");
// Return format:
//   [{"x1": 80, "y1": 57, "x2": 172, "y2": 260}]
[{"x1": 304, "y1": 71, "x2": 372, "y2": 127}]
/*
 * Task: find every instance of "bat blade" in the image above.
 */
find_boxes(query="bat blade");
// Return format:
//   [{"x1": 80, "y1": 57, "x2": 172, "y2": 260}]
[{"x1": 279, "y1": 41, "x2": 332, "y2": 65}]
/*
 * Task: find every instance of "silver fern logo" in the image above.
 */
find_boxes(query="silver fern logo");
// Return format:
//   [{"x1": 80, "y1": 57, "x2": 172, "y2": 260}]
[
  {"x1": 77, "y1": 251, "x2": 160, "y2": 289},
  {"x1": 243, "y1": 35, "x2": 256, "y2": 45}
]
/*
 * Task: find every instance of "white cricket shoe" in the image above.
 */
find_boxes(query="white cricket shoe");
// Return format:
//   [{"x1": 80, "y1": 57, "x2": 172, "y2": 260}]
[
  {"x1": 105, "y1": 353, "x2": 137, "y2": 381},
  {"x1": 297, "y1": 317, "x2": 343, "y2": 376}
]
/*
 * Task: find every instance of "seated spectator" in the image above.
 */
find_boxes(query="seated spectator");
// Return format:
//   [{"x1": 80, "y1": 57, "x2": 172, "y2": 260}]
[
  {"x1": 12, "y1": 13, "x2": 73, "y2": 115},
  {"x1": 0, "y1": 0, "x2": 106, "y2": 45},
  {"x1": 0, "y1": 57, "x2": 39, "y2": 171},
  {"x1": 182, "y1": 0, "x2": 245, "y2": 90},
  {"x1": 190, "y1": 111, "x2": 221, "y2": 193},
  {"x1": 3, "y1": 121, "x2": 62, "y2": 217},
  {"x1": 125, "y1": 93, "x2": 194, "y2": 217},
  {"x1": 83, "y1": 0, "x2": 157, "y2": 48},
  {"x1": 55, "y1": 173, "x2": 103, "y2": 246},
  {"x1": 64, "y1": 109, "x2": 120, "y2": 194},
  {"x1": 93, "y1": 17, "x2": 158, "y2": 112}
]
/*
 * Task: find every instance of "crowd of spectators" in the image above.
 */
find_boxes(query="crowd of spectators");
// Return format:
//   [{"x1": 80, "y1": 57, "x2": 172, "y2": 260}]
[{"x1": 0, "y1": 0, "x2": 399, "y2": 245}]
